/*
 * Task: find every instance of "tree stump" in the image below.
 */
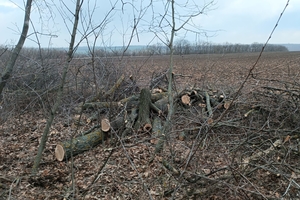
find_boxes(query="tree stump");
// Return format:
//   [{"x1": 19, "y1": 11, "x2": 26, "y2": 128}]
[{"x1": 134, "y1": 88, "x2": 152, "y2": 131}]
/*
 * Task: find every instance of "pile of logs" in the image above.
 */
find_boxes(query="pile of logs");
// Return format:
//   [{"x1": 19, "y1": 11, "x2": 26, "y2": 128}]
[{"x1": 55, "y1": 75, "x2": 229, "y2": 161}]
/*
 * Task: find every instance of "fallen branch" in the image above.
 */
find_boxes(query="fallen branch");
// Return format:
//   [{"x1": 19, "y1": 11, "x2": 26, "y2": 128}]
[
  {"x1": 162, "y1": 159, "x2": 180, "y2": 176},
  {"x1": 154, "y1": 96, "x2": 169, "y2": 113},
  {"x1": 243, "y1": 139, "x2": 282, "y2": 167},
  {"x1": 205, "y1": 91, "x2": 213, "y2": 117},
  {"x1": 80, "y1": 92, "x2": 167, "y2": 111},
  {"x1": 153, "y1": 116, "x2": 164, "y2": 154},
  {"x1": 88, "y1": 74, "x2": 125, "y2": 103}
]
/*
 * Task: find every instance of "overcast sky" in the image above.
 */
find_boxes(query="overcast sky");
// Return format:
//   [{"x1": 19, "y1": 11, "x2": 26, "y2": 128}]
[{"x1": 0, "y1": 0, "x2": 299, "y2": 48}]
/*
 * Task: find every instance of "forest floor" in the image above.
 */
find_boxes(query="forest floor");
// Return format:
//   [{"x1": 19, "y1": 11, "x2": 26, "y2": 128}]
[{"x1": 1, "y1": 51, "x2": 300, "y2": 199}]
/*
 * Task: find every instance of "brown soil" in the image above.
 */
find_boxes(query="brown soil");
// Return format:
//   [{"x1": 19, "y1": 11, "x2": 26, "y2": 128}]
[{"x1": 1, "y1": 51, "x2": 300, "y2": 199}]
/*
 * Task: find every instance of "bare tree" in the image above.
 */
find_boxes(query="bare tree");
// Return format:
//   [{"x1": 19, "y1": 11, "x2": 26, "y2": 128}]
[
  {"x1": 31, "y1": 0, "x2": 84, "y2": 174},
  {"x1": 0, "y1": 0, "x2": 33, "y2": 96},
  {"x1": 149, "y1": 0, "x2": 215, "y2": 152},
  {"x1": 31, "y1": 0, "x2": 145, "y2": 174}
]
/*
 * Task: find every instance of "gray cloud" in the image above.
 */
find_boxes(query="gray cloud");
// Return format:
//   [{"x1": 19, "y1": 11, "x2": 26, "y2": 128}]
[{"x1": 0, "y1": 0, "x2": 298, "y2": 48}]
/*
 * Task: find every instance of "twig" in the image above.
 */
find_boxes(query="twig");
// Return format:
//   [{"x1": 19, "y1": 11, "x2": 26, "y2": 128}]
[
  {"x1": 8, "y1": 178, "x2": 20, "y2": 200},
  {"x1": 204, "y1": 91, "x2": 213, "y2": 117},
  {"x1": 243, "y1": 139, "x2": 282, "y2": 167}
]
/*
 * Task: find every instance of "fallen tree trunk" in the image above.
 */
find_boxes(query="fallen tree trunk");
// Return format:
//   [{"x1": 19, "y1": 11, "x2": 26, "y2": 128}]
[
  {"x1": 79, "y1": 92, "x2": 167, "y2": 111},
  {"x1": 81, "y1": 100, "x2": 138, "y2": 110},
  {"x1": 154, "y1": 95, "x2": 172, "y2": 114},
  {"x1": 55, "y1": 130, "x2": 106, "y2": 161}
]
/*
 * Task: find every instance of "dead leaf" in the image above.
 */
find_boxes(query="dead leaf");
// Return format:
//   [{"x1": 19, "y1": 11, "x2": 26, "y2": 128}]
[{"x1": 283, "y1": 135, "x2": 290, "y2": 143}]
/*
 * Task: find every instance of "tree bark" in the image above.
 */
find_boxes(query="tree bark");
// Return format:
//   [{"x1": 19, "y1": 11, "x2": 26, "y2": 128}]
[
  {"x1": 153, "y1": 117, "x2": 164, "y2": 154},
  {"x1": 205, "y1": 91, "x2": 213, "y2": 117},
  {"x1": 154, "y1": 96, "x2": 169, "y2": 113},
  {"x1": 55, "y1": 130, "x2": 106, "y2": 161},
  {"x1": 81, "y1": 92, "x2": 167, "y2": 111},
  {"x1": 135, "y1": 88, "x2": 152, "y2": 131},
  {"x1": 32, "y1": 0, "x2": 82, "y2": 174}
]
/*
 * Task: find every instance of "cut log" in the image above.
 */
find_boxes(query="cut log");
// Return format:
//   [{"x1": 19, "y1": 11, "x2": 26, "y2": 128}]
[
  {"x1": 110, "y1": 116, "x2": 125, "y2": 131},
  {"x1": 153, "y1": 117, "x2": 164, "y2": 154},
  {"x1": 82, "y1": 100, "x2": 139, "y2": 110},
  {"x1": 101, "y1": 118, "x2": 111, "y2": 132},
  {"x1": 55, "y1": 130, "x2": 105, "y2": 161},
  {"x1": 181, "y1": 94, "x2": 191, "y2": 106},
  {"x1": 134, "y1": 88, "x2": 152, "y2": 131},
  {"x1": 154, "y1": 96, "x2": 169, "y2": 113},
  {"x1": 150, "y1": 102, "x2": 162, "y2": 115},
  {"x1": 79, "y1": 92, "x2": 166, "y2": 112}
]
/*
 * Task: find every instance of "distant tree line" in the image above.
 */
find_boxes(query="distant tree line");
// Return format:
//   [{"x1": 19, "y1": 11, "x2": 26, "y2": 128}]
[
  {"x1": 144, "y1": 40, "x2": 288, "y2": 56},
  {"x1": 91, "y1": 41, "x2": 288, "y2": 57},
  {"x1": 0, "y1": 41, "x2": 288, "y2": 60}
]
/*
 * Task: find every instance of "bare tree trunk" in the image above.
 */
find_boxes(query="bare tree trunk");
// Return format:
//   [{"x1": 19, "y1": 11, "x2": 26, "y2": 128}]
[
  {"x1": 31, "y1": 0, "x2": 83, "y2": 174},
  {"x1": 134, "y1": 88, "x2": 152, "y2": 131},
  {"x1": 161, "y1": 0, "x2": 176, "y2": 146},
  {"x1": 0, "y1": 0, "x2": 33, "y2": 96}
]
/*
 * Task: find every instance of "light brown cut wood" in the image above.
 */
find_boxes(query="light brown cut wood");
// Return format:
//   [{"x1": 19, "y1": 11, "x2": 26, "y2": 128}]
[
  {"x1": 101, "y1": 118, "x2": 111, "y2": 132},
  {"x1": 181, "y1": 94, "x2": 191, "y2": 105},
  {"x1": 55, "y1": 144, "x2": 64, "y2": 161}
]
